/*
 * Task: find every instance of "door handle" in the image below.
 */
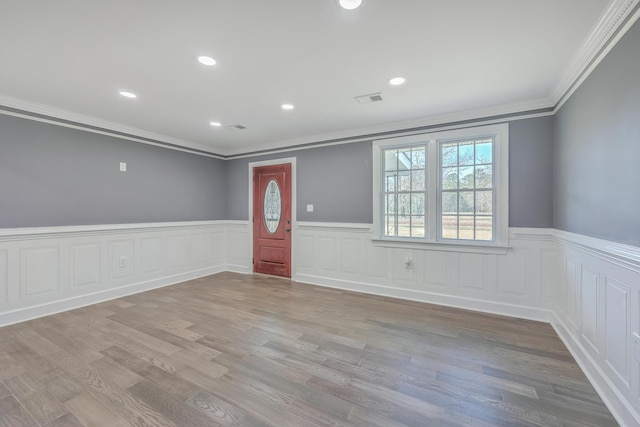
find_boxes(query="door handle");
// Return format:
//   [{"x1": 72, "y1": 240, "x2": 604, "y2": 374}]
[{"x1": 285, "y1": 228, "x2": 291, "y2": 232}]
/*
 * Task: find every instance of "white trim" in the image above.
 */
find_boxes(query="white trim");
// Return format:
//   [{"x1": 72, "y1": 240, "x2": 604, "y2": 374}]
[
  {"x1": 510, "y1": 227, "x2": 555, "y2": 241},
  {"x1": 225, "y1": 99, "x2": 551, "y2": 157},
  {"x1": 294, "y1": 273, "x2": 551, "y2": 323},
  {"x1": 553, "y1": 229, "x2": 640, "y2": 272},
  {"x1": 247, "y1": 158, "x2": 297, "y2": 276},
  {"x1": 551, "y1": 312, "x2": 634, "y2": 427},
  {"x1": 0, "y1": 220, "x2": 226, "y2": 240},
  {"x1": 224, "y1": 220, "x2": 250, "y2": 226},
  {"x1": 552, "y1": 0, "x2": 640, "y2": 111},
  {"x1": 1, "y1": 88, "x2": 553, "y2": 160},
  {"x1": 297, "y1": 222, "x2": 372, "y2": 231},
  {"x1": 370, "y1": 238, "x2": 510, "y2": 255},
  {"x1": 228, "y1": 109, "x2": 551, "y2": 160},
  {"x1": 0, "y1": 96, "x2": 222, "y2": 158},
  {"x1": 0, "y1": 266, "x2": 225, "y2": 328}
]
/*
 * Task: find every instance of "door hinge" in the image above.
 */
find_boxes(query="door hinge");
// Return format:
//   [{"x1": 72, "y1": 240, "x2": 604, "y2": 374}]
[{"x1": 252, "y1": 257, "x2": 254, "y2": 264}]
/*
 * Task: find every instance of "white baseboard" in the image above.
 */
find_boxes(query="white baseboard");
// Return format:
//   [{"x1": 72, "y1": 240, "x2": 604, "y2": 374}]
[
  {"x1": 294, "y1": 273, "x2": 551, "y2": 323},
  {"x1": 0, "y1": 265, "x2": 225, "y2": 328},
  {"x1": 551, "y1": 312, "x2": 637, "y2": 427},
  {"x1": 224, "y1": 264, "x2": 252, "y2": 275}
]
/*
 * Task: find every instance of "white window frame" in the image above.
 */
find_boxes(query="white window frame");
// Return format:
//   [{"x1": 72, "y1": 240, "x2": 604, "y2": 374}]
[{"x1": 372, "y1": 123, "x2": 509, "y2": 254}]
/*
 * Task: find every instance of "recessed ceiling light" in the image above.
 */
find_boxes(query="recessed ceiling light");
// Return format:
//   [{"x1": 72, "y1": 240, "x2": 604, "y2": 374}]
[
  {"x1": 119, "y1": 91, "x2": 137, "y2": 98},
  {"x1": 389, "y1": 77, "x2": 406, "y2": 86},
  {"x1": 339, "y1": 0, "x2": 363, "y2": 10},
  {"x1": 281, "y1": 104, "x2": 295, "y2": 110},
  {"x1": 209, "y1": 121, "x2": 222, "y2": 127},
  {"x1": 198, "y1": 56, "x2": 216, "y2": 66}
]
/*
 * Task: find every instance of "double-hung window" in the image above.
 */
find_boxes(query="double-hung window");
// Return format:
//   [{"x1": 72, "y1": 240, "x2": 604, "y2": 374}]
[{"x1": 374, "y1": 123, "x2": 509, "y2": 251}]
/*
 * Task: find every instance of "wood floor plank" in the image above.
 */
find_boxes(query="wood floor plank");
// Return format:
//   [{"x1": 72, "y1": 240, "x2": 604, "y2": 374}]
[
  {"x1": 0, "y1": 272, "x2": 618, "y2": 427},
  {"x1": 185, "y1": 390, "x2": 250, "y2": 426},
  {"x1": 128, "y1": 379, "x2": 221, "y2": 426},
  {"x1": 3, "y1": 372, "x2": 68, "y2": 425},
  {"x1": 0, "y1": 351, "x2": 26, "y2": 381},
  {"x1": 0, "y1": 394, "x2": 39, "y2": 427},
  {"x1": 64, "y1": 392, "x2": 132, "y2": 427},
  {"x1": 89, "y1": 356, "x2": 144, "y2": 389},
  {"x1": 44, "y1": 412, "x2": 85, "y2": 427},
  {"x1": 42, "y1": 372, "x2": 85, "y2": 403},
  {"x1": 137, "y1": 364, "x2": 200, "y2": 401},
  {"x1": 0, "y1": 381, "x2": 11, "y2": 399},
  {"x1": 51, "y1": 348, "x2": 177, "y2": 426}
]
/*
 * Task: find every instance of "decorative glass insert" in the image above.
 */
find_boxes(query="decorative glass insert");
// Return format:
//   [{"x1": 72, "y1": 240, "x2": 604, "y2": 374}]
[
  {"x1": 263, "y1": 179, "x2": 281, "y2": 234},
  {"x1": 440, "y1": 138, "x2": 494, "y2": 241},
  {"x1": 382, "y1": 146, "x2": 426, "y2": 238}
]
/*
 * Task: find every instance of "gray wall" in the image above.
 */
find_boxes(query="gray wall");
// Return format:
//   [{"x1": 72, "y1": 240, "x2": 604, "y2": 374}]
[
  {"x1": 0, "y1": 114, "x2": 227, "y2": 228},
  {"x1": 509, "y1": 116, "x2": 554, "y2": 228},
  {"x1": 227, "y1": 141, "x2": 373, "y2": 223},
  {"x1": 2, "y1": 112, "x2": 554, "y2": 229},
  {"x1": 227, "y1": 117, "x2": 554, "y2": 227},
  {"x1": 553, "y1": 19, "x2": 640, "y2": 247}
]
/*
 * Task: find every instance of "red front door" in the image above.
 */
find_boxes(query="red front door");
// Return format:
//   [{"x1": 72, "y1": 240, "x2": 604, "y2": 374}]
[{"x1": 253, "y1": 164, "x2": 292, "y2": 277}]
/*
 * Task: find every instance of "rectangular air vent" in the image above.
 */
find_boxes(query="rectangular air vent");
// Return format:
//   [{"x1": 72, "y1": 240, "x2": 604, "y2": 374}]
[
  {"x1": 225, "y1": 124, "x2": 247, "y2": 131},
  {"x1": 354, "y1": 92, "x2": 383, "y2": 104}
]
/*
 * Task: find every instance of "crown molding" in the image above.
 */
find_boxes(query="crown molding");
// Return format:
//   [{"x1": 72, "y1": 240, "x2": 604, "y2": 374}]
[
  {"x1": 0, "y1": 95, "x2": 223, "y2": 158},
  {"x1": 550, "y1": 0, "x2": 640, "y2": 109},
  {"x1": 222, "y1": 98, "x2": 554, "y2": 158}
]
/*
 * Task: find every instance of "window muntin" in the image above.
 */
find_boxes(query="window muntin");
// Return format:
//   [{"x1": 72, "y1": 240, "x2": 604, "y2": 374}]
[
  {"x1": 382, "y1": 146, "x2": 426, "y2": 238},
  {"x1": 440, "y1": 138, "x2": 494, "y2": 241}
]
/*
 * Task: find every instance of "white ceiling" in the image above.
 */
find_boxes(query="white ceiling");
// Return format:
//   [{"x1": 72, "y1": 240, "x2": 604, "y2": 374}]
[{"x1": 0, "y1": 0, "x2": 631, "y2": 156}]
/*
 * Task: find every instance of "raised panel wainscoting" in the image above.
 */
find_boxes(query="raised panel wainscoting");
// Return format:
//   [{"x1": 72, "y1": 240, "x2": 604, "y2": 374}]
[
  {"x1": 1, "y1": 221, "x2": 640, "y2": 425},
  {"x1": 551, "y1": 230, "x2": 640, "y2": 427},
  {"x1": 294, "y1": 223, "x2": 554, "y2": 322},
  {"x1": 0, "y1": 221, "x2": 230, "y2": 327}
]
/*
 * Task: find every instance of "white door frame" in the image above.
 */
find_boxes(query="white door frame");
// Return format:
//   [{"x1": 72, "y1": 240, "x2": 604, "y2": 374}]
[{"x1": 247, "y1": 157, "x2": 297, "y2": 278}]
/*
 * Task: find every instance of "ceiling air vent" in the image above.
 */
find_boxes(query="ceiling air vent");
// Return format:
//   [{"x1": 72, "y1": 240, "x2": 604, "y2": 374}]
[
  {"x1": 354, "y1": 92, "x2": 383, "y2": 104},
  {"x1": 225, "y1": 124, "x2": 247, "y2": 131}
]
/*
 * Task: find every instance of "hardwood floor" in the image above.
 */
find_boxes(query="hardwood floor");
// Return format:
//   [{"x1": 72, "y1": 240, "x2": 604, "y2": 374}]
[{"x1": 0, "y1": 272, "x2": 618, "y2": 426}]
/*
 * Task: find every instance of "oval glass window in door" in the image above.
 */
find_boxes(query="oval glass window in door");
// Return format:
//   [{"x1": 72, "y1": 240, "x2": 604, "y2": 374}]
[{"x1": 264, "y1": 179, "x2": 281, "y2": 234}]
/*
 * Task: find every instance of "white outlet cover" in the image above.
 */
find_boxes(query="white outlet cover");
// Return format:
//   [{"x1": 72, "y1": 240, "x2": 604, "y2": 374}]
[
  {"x1": 120, "y1": 162, "x2": 127, "y2": 172},
  {"x1": 307, "y1": 204, "x2": 314, "y2": 212},
  {"x1": 633, "y1": 332, "x2": 640, "y2": 362}
]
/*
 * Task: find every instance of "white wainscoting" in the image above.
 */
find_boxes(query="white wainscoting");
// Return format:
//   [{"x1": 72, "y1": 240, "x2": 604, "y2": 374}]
[
  {"x1": 0, "y1": 221, "x2": 229, "y2": 327},
  {"x1": 551, "y1": 230, "x2": 640, "y2": 427},
  {"x1": 225, "y1": 221, "x2": 251, "y2": 274},
  {"x1": 292, "y1": 223, "x2": 555, "y2": 322}
]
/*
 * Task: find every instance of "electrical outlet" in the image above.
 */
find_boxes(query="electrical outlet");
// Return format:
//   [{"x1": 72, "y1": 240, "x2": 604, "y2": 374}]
[
  {"x1": 405, "y1": 257, "x2": 413, "y2": 269},
  {"x1": 118, "y1": 257, "x2": 126, "y2": 268},
  {"x1": 120, "y1": 162, "x2": 127, "y2": 172},
  {"x1": 632, "y1": 332, "x2": 640, "y2": 362}
]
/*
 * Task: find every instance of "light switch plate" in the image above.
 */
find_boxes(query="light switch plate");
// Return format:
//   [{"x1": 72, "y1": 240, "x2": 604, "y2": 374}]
[
  {"x1": 307, "y1": 204, "x2": 314, "y2": 212},
  {"x1": 120, "y1": 162, "x2": 127, "y2": 172}
]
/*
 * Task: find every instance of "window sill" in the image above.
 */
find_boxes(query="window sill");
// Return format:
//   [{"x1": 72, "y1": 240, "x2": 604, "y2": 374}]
[{"x1": 371, "y1": 238, "x2": 510, "y2": 255}]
